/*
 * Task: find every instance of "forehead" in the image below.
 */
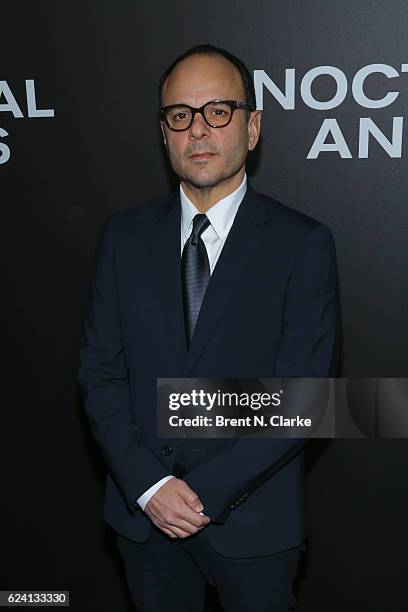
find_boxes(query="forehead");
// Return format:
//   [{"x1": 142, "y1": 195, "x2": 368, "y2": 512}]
[{"x1": 161, "y1": 54, "x2": 245, "y2": 106}]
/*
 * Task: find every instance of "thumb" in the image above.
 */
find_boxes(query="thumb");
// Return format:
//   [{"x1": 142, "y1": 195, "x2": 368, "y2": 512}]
[{"x1": 180, "y1": 486, "x2": 204, "y2": 512}]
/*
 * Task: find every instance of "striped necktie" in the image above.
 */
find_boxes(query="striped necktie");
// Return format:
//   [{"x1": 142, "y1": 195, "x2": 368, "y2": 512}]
[{"x1": 181, "y1": 213, "x2": 211, "y2": 347}]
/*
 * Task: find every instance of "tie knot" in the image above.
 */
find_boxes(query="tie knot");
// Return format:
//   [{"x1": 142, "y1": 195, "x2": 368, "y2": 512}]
[{"x1": 190, "y1": 214, "x2": 210, "y2": 246}]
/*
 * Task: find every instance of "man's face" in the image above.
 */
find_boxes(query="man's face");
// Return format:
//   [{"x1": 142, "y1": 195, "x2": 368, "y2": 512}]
[{"x1": 160, "y1": 54, "x2": 261, "y2": 190}]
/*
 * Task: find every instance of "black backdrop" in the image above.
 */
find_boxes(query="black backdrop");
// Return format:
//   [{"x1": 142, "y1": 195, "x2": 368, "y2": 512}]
[{"x1": 3, "y1": 2, "x2": 408, "y2": 610}]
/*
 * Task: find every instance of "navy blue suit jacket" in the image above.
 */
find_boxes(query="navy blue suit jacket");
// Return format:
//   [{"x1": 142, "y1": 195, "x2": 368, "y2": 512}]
[{"x1": 78, "y1": 184, "x2": 340, "y2": 557}]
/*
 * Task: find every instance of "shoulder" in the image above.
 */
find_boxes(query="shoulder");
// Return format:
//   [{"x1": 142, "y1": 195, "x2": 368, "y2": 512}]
[
  {"x1": 103, "y1": 191, "x2": 178, "y2": 235},
  {"x1": 250, "y1": 187, "x2": 319, "y2": 229},
  {"x1": 250, "y1": 187, "x2": 335, "y2": 245}
]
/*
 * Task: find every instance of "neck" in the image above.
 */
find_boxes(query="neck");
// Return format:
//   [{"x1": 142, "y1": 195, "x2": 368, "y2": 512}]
[{"x1": 181, "y1": 166, "x2": 246, "y2": 213}]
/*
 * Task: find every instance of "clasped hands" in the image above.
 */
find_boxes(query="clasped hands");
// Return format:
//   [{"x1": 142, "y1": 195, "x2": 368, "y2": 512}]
[{"x1": 145, "y1": 477, "x2": 211, "y2": 539}]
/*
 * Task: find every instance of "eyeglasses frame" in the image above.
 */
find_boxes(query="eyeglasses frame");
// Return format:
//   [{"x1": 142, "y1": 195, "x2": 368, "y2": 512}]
[{"x1": 159, "y1": 99, "x2": 255, "y2": 131}]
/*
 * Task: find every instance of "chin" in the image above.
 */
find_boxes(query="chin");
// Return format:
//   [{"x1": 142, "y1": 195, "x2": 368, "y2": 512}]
[
  {"x1": 182, "y1": 167, "x2": 234, "y2": 190},
  {"x1": 187, "y1": 177, "x2": 220, "y2": 189}
]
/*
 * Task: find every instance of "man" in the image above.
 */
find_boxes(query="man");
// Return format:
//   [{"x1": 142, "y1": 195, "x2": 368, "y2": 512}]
[{"x1": 78, "y1": 44, "x2": 340, "y2": 611}]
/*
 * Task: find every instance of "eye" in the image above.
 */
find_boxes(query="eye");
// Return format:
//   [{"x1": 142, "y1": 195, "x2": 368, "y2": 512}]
[
  {"x1": 209, "y1": 108, "x2": 228, "y2": 116},
  {"x1": 173, "y1": 112, "x2": 189, "y2": 121},
  {"x1": 205, "y1": 103, "x2": 231, "y2": 122}
]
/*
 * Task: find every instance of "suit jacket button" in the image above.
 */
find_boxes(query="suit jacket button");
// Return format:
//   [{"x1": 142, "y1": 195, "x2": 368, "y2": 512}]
[{"x1": 162, "y1": 445, "x2": 173, "y2": 456}]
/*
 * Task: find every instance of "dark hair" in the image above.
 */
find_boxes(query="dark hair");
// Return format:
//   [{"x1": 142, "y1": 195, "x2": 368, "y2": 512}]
[{"x1": 158, "y1": 44, "x2": 256, "y2": 119}]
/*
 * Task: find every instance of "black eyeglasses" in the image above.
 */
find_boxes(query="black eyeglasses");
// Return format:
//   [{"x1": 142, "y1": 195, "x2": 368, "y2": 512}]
[{"x1": 160, "y1": 99, "x2": 255, "y2": 131}]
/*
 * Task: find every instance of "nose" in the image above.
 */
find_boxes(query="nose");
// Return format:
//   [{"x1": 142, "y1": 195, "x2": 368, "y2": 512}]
[{"x1": 188, "y1": 111, "x2": 211, "y2": 140}]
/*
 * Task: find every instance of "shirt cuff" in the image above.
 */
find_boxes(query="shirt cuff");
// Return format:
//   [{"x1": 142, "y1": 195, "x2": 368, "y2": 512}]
[{"x1": 136, "y1": 475, "x2": 175, "y2": 511}]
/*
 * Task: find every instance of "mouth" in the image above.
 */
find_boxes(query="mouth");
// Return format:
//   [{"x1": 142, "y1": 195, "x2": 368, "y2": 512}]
[{"x1": 188, "y1": 152, "x2": 216, "y2": 161}]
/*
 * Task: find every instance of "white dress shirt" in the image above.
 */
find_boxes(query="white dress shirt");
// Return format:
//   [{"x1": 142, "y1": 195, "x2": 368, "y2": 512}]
[{"x1": 137, "y1": 173, "x2": 248, "y2": 511}]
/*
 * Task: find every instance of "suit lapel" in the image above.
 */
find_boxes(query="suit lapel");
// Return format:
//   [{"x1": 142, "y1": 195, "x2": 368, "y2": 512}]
[
  {"x1": 145, "y1": 186, "x2": 269, "y2": 375},
  {"x1": 146, "y1": 192, "x2": 188, "y2": 368}
]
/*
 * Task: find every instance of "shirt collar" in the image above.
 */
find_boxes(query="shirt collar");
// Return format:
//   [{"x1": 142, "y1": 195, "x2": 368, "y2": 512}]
[{"x1": 180, "y1": 173, "x2": 247, "y2": 241}]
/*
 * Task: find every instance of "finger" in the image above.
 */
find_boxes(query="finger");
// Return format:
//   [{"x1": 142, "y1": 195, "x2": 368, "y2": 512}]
[
  {"x1": 178, "y1": 487, "x2": 204, "y2": 512},
  {"x1": 164, "y1": 523, "x2": 197, "y2": 539},
  {"x1": 166, "y1": 515, "x2": 206, "y2": 535},
  {"x1": 156, "y1": 518, "x2": 193, "y2": 539},
  {"x1": 152, "y1": 517, "x2": 190, "y2": 539},
  {"x1": 147, "y1": 497, "x2": 209, "y2": 528},
  {"x1": 175, "y1": 504, "x2": 211, "y2": 527},
  {"x1": 160, "y1": 526, "x2": 178, "y2": 539}
]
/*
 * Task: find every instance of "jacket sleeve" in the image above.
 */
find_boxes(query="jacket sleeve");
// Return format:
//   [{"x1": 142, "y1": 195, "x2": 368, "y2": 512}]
[
  {"x1": 77, "y1": 215, "x2": 169, "y2": 513},
  {"x1": 183, "y1": 223, "x2": 341, "y2": 523}
]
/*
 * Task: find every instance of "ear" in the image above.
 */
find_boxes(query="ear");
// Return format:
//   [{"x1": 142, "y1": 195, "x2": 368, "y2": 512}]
[
  {"x1": 160, "y1": 122, "x2": 168, "y2": 148},
  {"x1": 247, "y1": 111, "x2": 262, "y2": 151}
]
